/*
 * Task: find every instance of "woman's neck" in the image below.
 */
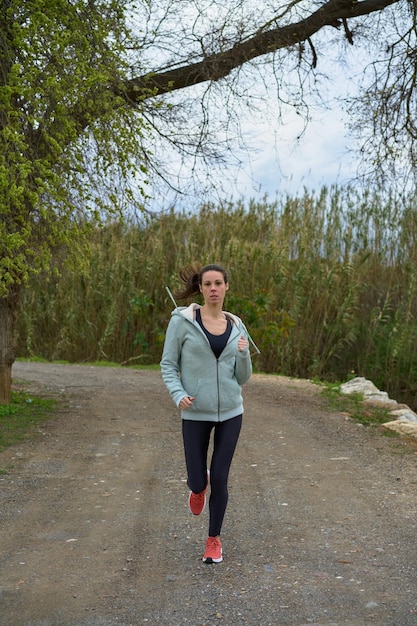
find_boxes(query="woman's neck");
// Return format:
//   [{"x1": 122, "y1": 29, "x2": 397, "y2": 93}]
[{"x1": 200, "y1": 303, "x2": 225, "y2": 319}]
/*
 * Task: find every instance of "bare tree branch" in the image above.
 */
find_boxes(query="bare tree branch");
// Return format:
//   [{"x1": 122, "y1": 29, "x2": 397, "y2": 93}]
[{"x1": 118, "y1": 0, "x2": 398, "y2": 101}]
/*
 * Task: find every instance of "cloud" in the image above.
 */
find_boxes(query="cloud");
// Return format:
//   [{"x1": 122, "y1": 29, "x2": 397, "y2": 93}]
[{"x1": 231, "y1": 103, "x2": 357, "y2": 199}]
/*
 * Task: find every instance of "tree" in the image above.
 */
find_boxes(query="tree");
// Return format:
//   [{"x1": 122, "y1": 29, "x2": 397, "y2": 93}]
[
  {"x1": 0, "y1": 0, "x2": 414, "y2": 403},
  {"x1": 347, "y1": 0, "x2": 417, "y2": 186}
]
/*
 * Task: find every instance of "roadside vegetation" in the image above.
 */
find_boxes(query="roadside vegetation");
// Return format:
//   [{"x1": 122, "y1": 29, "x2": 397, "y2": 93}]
[
  {"x1": 0, "y1": 391, "x2": 57, "y2": 470},
  {"x1": 15, "y1": 186, "x2": 417, "y2": 408},
  {"x1": 318, "y1": 382, "x2": 391, "y2": 428}
]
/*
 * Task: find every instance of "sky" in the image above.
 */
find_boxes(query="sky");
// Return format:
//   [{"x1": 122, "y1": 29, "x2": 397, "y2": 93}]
[
  {"x1": 234, "y1": 106, "x2": 357, "y2": 199},
  {"x1": 220, "y1": 61, "x2": 363, "y2": 203},
  {"x1": 145, "y1": 36, "x2": 365, "y2": 211},
  {"x1": 136, "y1": 1, "x2": 408, "y2": 212},
  {"x1": 147, "y1": 100, "x2": 358, "y2": 212},
  {"x1": 150, "y1": 78, "x2": 360, "y2": 211}
]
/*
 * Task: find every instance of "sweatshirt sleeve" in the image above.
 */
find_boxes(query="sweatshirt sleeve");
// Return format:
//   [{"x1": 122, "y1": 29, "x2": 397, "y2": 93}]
[
  {"x1": 234, "y1": 322, "x2": 252, "y2": 385},
  {"x1": 160, "y1": 316, "x2": 188, "y2": 407}
]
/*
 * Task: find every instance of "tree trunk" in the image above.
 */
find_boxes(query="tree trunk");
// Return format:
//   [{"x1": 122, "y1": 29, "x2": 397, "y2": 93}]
[{"x1": 0, "y1": 289, "x2": 18, "y2": 405}]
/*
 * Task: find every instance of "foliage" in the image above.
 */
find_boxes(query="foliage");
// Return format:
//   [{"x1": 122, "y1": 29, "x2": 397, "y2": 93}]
[
  {"x1": 0, "y1": 0, "x2": 150, "y2": 297},
  {"x1": 1, "y1": 0, "x2": 415, "y2": 408},
  {"x1": 0, "y1": 390, "x2": 56, "y2": 457},
  {"x1": 319, "y1": 382, "x2": 391, "y2": 428},
  {"x1": 15, "y1": 186, "x2": 417, "y2": 407},
  {"x1": 1, "y1": 0, "x2": 413, "y2": 302}
]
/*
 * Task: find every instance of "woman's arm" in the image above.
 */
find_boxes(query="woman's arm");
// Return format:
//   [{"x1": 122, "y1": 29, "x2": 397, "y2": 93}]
[
  {"x1": 234, "y1": 325, "x2": 252, "y2": 385},
  {"x1": 160, "y1": 317, "x2": 188, "y2": 407}
]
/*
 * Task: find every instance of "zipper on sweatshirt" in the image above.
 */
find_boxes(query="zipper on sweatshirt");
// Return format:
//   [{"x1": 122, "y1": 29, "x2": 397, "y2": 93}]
[
  {"x1": 186, "y1": 313, "x2": 236, "y2": 421},
  {"x1": 216, "y1": 359, "x2": 221, "y2": 421}
]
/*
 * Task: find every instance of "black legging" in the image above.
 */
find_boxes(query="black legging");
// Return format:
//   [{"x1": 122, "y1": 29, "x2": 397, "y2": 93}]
[{"x1": 182, "y1": 414, "x2": 242, "y2": 537}]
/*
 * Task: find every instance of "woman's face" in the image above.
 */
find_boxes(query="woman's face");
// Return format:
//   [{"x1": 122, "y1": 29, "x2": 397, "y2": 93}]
[{"x1": 200, "y1": 270, "x2": 229, "y2": 305}]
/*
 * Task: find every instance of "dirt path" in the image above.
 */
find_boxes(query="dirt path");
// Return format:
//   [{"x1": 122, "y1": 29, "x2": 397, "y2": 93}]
[{"x1": 0, "y1": 362, "x2": 416, "y2": 626}]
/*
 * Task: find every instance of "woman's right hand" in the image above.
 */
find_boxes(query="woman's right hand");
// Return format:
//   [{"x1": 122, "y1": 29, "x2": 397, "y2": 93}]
[
  {"x1": 238, "y1": 335, "x2": 249, "y2": 352},
  {"x1": 179, "y1": 396, "x2": 195, "y2": 410}
]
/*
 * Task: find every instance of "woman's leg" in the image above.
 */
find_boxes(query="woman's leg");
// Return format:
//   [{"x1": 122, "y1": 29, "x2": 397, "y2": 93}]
[
  {"x1": 208, "y1": 414, "x2": 242, "y2": 537},
  {"x1": 182, "y1": 420, "x2": 213, "y2": 493}
]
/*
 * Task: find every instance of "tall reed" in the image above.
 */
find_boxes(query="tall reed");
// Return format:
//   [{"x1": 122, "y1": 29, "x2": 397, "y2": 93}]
[{"x1": 15, "y1": 187, "x2": 417, "y2": 406}]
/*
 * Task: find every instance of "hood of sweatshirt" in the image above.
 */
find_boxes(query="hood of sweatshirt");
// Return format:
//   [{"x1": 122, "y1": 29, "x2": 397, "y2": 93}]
[
  {"x1": 170, "y1": 303, "x2": 260, "y2": 354},
  {"x1": 172, "y1": 302, "x2": 243, "y2": 328}
]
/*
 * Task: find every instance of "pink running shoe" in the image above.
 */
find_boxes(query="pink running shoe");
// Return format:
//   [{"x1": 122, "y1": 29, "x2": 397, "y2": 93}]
[
  {"x1": 203, "y1": 536, "x2": 223, "y2": 564},
  {"x1": 188, "y1": 470, "x2": 209, "y2": 515}
]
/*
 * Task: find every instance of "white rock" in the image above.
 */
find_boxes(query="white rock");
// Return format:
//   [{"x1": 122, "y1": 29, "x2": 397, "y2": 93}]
[
  {"x1": 382, "y1": 421, "x2": 417, "y2": 440},
  {"x1": 340, "y1": 378, "x2": 398, "y2": 406},
  {"x1": 363, "y1": 392, "x2": 389, "y2": 401},
  {"x1": 363, "y1": 395, "x2": 399, "y2": 409},
  {"x1": 390, "y1": 408, "x2": 417, "y2": 422},
  {"x1": 340, "y1": 377, "x2": 381, "y2": 396},
  {"x1": 341, "y1": 377, "x2": 416, "y2": 422}
]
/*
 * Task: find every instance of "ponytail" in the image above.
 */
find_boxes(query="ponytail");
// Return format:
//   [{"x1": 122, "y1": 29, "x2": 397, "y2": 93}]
[{"x1": 174, "y1": 265, "x2": 202, "y2": 300}]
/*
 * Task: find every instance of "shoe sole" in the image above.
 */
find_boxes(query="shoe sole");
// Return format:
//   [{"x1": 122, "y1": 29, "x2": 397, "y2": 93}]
[{"x1": 203, "y1": 555, "x2": 223, "y2": 564}]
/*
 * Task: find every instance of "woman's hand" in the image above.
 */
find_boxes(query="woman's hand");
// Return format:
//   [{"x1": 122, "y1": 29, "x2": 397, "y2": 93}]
[
  {"x1": 179, "y1": 395, "x2": 195, "y2": 410},
  {"x1": 238, "y1": 335, "x2": 249, "y2": 352}
]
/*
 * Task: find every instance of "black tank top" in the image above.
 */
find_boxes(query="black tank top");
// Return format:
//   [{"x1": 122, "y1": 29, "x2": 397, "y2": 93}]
[{"x1": 196, "y1": 308, "x2": 232, "y2": 359}]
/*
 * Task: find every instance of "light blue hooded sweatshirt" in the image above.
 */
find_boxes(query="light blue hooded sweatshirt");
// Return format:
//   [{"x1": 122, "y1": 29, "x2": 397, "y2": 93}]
[{"x1": 160, "y1": 303, "x2": 252, "y2": 422}]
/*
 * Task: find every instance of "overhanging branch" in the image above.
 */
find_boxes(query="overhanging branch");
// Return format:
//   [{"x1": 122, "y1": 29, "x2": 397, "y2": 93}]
[{"x1": 117, "y1": 0, "x2": 398, "y2": 101}]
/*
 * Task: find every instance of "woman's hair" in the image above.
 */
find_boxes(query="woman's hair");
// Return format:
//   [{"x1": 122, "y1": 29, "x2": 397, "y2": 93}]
[{"x1": 174, "y1": 264, "x2": 229, "y2": 300}]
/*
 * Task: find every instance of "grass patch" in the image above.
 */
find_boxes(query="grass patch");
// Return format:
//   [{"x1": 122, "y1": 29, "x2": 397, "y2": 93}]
[
  {"x1": 16, "y1": 357, "x2": 161, "y2": 371},
  {"x1": 319, "y1": 382, "x2": 391, "y2": 427},
  {"x1": 0, "y1": 390, "x2": 57, "y2": 455}
]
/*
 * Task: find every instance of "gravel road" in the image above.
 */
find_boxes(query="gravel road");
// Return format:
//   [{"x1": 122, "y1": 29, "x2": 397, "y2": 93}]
[{"x1": 0, "y1": 362, "x2": 416, "y2": 626}]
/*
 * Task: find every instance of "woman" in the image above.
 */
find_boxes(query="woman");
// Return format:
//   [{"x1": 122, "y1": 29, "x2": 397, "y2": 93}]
[{"x1": 160, "y1": 264, "x2": 253, "y2": 564}]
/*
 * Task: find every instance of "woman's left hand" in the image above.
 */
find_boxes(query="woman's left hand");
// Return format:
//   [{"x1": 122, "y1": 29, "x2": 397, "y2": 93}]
[{"x1": 238, "y1": 335, "x2": 249, "y2": 352}]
